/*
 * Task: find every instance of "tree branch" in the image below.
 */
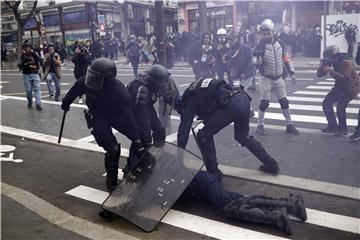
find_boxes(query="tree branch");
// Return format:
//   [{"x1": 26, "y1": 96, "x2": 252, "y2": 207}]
[{"x1": 21, "y1": 1, "x2": 38, "y2": 26}]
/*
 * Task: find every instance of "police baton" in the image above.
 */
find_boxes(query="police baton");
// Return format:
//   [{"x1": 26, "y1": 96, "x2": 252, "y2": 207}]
[{"x1": 58, "y1": 110, "x2": 67, "y2": 144}]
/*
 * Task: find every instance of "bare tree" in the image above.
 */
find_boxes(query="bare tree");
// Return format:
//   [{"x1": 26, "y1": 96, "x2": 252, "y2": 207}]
[{"x1": 4, "y1": 0, "x2": 38, "y2": 59}]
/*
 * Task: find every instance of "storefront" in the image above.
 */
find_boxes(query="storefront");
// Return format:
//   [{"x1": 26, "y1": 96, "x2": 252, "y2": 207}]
[{"x1": 188, "y1": 6, "x2": 233, "y2": 34}]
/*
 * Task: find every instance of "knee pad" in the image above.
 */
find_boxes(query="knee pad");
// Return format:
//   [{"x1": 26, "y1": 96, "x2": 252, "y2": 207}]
[
  {"x1": 258, "y1": 100, "x2": 270, "y2": 112},
  {"x1": 279, "y1": 98, "x2": 289, "y2": 109}
]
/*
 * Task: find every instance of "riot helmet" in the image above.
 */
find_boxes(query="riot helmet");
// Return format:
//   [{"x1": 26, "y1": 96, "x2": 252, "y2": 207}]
[
  {"x1": 145, "y1": 64, "x2": 179, "y2": 114},
  {"x1": 85, "y1": 58, "x2": 117, "y2": 90},
  {"x1": 323, "y1": 45, "x2": 340, "y2": 60}
]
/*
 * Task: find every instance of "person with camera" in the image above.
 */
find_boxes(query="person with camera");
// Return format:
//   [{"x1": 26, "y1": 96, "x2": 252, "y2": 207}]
[
  {"x1": 18, "y1": 40, "x2": 43, "y2": 110},
  {"x1": 61, "y1": 58, "x2": 154, "y2": 192},
  {"x1": 43, "y1": 43, "x2": 62, "y2": 101},
  {"x1": 187, "y1": 32, "x2": 216, "y2": 80},
  {"x1": 317, "y1": 45, "x2": 360, "y2": 136},
  {"x1": 71, "y1": 45, "x2": 92, "y2": 103}
]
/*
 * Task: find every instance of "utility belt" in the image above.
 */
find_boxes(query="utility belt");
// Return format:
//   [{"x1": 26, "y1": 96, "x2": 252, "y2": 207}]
[
  {"x1": 84, "y1": 109, "x2": 94, "y2": 129},
  {"x1": 218, "y1": 87, "x2": 251, "y2": 107}
]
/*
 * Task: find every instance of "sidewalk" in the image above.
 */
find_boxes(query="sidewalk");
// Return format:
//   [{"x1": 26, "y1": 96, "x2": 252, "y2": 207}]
[{"x1": 1, "y1": 56, "x2": 321, "y2": 70}]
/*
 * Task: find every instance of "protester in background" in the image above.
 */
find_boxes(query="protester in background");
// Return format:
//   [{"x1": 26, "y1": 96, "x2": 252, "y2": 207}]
[
  {"x1": 43, "y1": 43, "x2": 62, "y2": 101},
  {"x1": 317, "y1": 45, "x2": 360, "y2": 136},
  {"x1": 18, "y1": 40, "x2": 43, "y2": 110},
  {"x1": 126, "y1": 35, "x2": 141, "y2": 76}
]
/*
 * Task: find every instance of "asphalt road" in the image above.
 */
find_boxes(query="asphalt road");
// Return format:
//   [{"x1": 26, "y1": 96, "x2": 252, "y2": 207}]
[{"x1": 1, "y1": 61, "x2": 359, "y2": 239}]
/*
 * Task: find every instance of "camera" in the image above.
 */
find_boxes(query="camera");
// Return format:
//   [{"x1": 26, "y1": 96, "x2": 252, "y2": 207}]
[{"x1": 320, "y1": 58, "x2": 333, "y2": 67}]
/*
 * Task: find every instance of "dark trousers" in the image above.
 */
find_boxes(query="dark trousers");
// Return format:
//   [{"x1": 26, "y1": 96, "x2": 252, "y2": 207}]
[
  {"x1": 216, "y1": 67, "x2": 231, "y2": 84},
  {"x1": 91, "y1": 116, "x2": 135, "y2": 152},
  {"x1": 199, "y1": 93, "x2": 250, "y2": 173},
  {"x1": 356, "y1": 110, "x2": 360, "y2": 133},
  {"x1": 322, "y1": 88, "x2": 352, "y2": 130},
  {"x1": 129, "y1": 57, "x2": 139, "y2": 76},
  {"x1": 181, "y1": 171, "x2": 242, "y2": 208}
]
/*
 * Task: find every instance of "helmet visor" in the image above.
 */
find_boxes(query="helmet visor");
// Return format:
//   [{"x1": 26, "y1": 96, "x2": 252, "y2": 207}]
[{"x1": 85, "y1": 68, "x2": 104, "y2": 90}]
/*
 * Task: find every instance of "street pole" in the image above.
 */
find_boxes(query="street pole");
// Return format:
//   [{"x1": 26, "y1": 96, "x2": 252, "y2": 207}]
[
  {"x1": 198, "y1": 1, "x2": 208, "y2": 34},
  {"x1": 155, "y1": 0, "x2": 170, "y2": 127}
]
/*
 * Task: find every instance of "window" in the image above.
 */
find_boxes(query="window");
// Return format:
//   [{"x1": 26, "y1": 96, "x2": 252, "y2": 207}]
[{"x1": 64, "y1": 11, "x2": 87, "y2": 24}]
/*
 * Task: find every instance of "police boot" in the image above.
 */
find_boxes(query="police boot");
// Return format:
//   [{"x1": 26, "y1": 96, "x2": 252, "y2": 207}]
[
  {"x1": 104, "y1": 144, "x2": 120, "y2": 192},
  {"x1": 241, "y1": 136, "x2": 279, "y2": 175},
  {"x1": 246, "y1": 194, "x2": 307, "y2": 221},
  {"x1": 196, "y1": 130, "x2": 220, "y2": 178},
  {"x1": 222, "y1": 200, "x2": 292, "y2": 235}
]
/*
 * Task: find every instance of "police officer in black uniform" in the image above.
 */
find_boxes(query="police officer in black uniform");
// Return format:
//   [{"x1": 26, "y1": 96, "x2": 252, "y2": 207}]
[
  {"x1": 61, "y1": 58, "x2": 150, "y2": 191},
  {"x1": 127, "y1": 64, "x2": 179, "y2": 148},
  {"x1": 175, "y1": 77, "x2": 280, "y2": 180}
]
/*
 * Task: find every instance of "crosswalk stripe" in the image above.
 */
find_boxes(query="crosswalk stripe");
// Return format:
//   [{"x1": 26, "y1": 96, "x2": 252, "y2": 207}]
[
  {"x1": 295, "y1": 90, "x2": 360, "y2": 98},
  {"x1": 253, "y1": 111, "x2": 357, "y2": 126},
  {"x1": 65, "y1": 185, "x2": 360, "y2": 235},
  {"x1": 315, "y1": 82, "x2": 334, "y2": 85},
  {"x1": 287, "y1": 96, "x2": 360, "y2": 105},
  {"x1": 306, "y1": 85, "x2": 332, "y2": 90},
  {"x1": 269, "y1": 103, "x2": 359, "y2": 114}
]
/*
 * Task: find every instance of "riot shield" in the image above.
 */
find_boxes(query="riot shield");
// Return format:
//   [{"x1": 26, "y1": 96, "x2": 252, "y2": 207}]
[{"x1": 101, "y1": 142, "x2": 204, "y2": 232}]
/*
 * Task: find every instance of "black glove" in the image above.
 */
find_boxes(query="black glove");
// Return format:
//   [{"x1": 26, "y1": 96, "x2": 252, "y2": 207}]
[{"x1": 61, "y1": 102, "x2": 70, "y2": 112}]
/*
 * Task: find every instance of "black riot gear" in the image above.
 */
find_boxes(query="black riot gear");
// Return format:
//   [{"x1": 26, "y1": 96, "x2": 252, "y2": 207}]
[
  {"x1": 85, "y1": 58, "x2": 117, "y2": 90},
  {"x1": 144, "y1": 64, "x2": 178, "y2": 99}
]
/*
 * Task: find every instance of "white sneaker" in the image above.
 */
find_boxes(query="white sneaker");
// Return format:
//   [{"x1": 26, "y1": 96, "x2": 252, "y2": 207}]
[{"x1": 78, "y1": 98, "x2": 83, "y2": 104}]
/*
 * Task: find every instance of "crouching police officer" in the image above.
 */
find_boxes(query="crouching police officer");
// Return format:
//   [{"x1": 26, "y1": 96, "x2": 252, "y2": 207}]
[
  {"x1": 175, "y1": 77, "x2": 280, "y2": 180},
  {"x1": 181, "y1": 170, "x2": 307, "y2": 235},
  {"x1": 61, "y1": 58, "x2": 151, "y2": 192},
  {"x1": 127, "y1": 64, "x2": 179, "y2": 148}
]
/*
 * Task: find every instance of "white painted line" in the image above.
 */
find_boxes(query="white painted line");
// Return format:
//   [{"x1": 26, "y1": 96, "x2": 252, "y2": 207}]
[
  {"x1": 287, "y1": 96, "x2": 360, "y2": 105},
  {"x1": 306, "y1": 85, "x2": 332, "y2": 90},
  {"x1": 66, "y1": 185, "x2": 360, "y2": 235},
  {"x1": 0, "y1": 95, "x2": 86, "y2": 109},
  {"x1": 315, "y1": 82, "x2": 334, "y2": 85},
  {"x1": 165, "y1": 132, "x2": 178, "y2": 143},
  {"x1": 65, "y1": 185, "x2": 289, "y2": 239},
  {"x1": 253, "y1": 111, "x2": 357, "y2": 126},
  {"x1": 296, "y1": 70, "x2": 316, "y2": 73},
  {"x1": 102, "y1": 169, "x2": 124, "y2": 180},
  {"x1": 305, "y1": 208, "x2": 360, "y2": 234},
  {"x1": 179, "y1": 83, "x2": 190, "y2": 87},
  {"x1": 2, "y1": 125, "x2": 358, "y2": 200},
  {"x1": 295, "y1": 90, "x2": 360, "y2": 98},
  {"x1": 2, "y1": 182, "x2": 140, "y2": 240},
  {"x1": 40, "y1": 82, "x2": 72, "y2": 86},
  {"x1": 219, "y1": 165, "x2": 360, "y2": 200},
  {"x1": 164, "y1": 209, "x2": 289, "y2": 240},
  {"x1": 65, "y1": 185, "x2": 110, "y2": 204},
  {"x1": 294, "y1": 90, "x2": 328, "y2": 96},
  {"x1": 0, "y1": 125, "x2": 129, "y2": 158},
  {"x1": 269, "y1": 103, "x2": 359, "y2": 114},
  {"x1": 1, "y1": 73, "x2": 75, "y2": 76}
]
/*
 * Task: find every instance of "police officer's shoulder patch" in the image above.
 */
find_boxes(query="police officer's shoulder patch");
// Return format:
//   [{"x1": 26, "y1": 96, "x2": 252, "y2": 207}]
[{"x1": 200, "y1": 78, "x2": 214, "y2": 88}]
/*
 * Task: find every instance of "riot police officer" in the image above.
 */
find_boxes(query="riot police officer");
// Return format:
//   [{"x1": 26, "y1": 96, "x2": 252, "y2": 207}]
[
  {"x1": 61, "y1": 58, "x2": 150, "y2": 191},
  {"x1": 127, "y1": 64, "x2": 179, "y2": 148},
  {"x1": 175, "y1": 77, "x2": 280, "y2": 181}
]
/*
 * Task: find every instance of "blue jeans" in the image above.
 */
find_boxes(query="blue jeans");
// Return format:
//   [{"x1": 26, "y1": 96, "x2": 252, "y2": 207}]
[
  {"x1": 46, "y1": 72, "x2": 61, "y2": 99},
  {"x1": 240, "y1": 76, "x2": 254, "y2": 91},
  {"x1": 180, "y1": 171, "x2": 242, "y2": 208},
  {"x1": 22, "y1": 73, "x2": 41, "y2": 106}
]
